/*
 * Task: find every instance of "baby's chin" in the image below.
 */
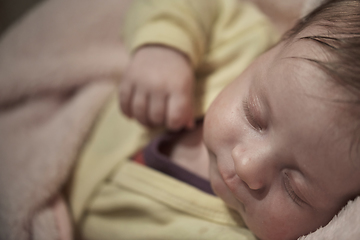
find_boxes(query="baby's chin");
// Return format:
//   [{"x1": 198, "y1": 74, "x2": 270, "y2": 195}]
[
  {"x1": 245, "y1": 220, "x2": 301, "y2": 240},
  {"x1": 231, "y1": 209, "x2": 300, "y2": 240}
]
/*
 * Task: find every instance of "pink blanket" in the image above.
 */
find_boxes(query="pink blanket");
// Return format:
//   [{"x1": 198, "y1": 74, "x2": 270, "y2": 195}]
[
  {"x1": 0, "y1": 0, "x2": 130, "y2": 239},
  {"x1": 0, "y1": 0, "x2": 359, "y2": 239}
]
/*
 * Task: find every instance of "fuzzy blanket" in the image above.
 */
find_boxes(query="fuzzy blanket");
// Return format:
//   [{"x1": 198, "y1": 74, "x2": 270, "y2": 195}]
[
  {"x1": 0, "y1": 0, "x2": 130, "y2": 239},
  {"x1": 0, "y1": 0, "x2": 359, "y2": 239}
]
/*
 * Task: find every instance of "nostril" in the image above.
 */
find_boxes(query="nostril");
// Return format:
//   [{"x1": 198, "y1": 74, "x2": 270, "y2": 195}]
[
  {"x1": 246, "y1": 179, "x2": 264, "y2": 191},
  {"x1": 242, "y1": 179, "x2": 267, "y2": 200},
  {"x1": 234, "y1": 155, "x2": 265, "y2": 191}
]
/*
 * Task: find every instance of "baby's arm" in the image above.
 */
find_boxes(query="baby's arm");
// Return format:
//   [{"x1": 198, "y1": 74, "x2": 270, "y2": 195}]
[
  {"x1": 120, "y1": 0, "x2": 219, "y2": 130},
  {"x1": 119, "y1": 45, "x2": 194, "y2": 130}
]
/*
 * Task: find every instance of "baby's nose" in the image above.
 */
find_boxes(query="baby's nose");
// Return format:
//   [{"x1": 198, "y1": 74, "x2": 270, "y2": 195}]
[{"x1": 232, "y1": 146, "x2": 268, "y2": 190}]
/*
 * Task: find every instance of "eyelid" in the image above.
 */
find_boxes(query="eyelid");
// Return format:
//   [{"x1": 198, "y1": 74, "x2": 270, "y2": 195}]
[
  {"x1": 243, "y1": 97, "x2": 263, "y2": 131},
  {"x1": 283, "y1": 171, "x2": 306, "y2": 206}
]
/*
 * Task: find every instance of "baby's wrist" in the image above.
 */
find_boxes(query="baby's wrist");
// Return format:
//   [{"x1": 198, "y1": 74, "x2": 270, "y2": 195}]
[{"x1": 135, "y1": 44, "x2": 192, "y2": 67}]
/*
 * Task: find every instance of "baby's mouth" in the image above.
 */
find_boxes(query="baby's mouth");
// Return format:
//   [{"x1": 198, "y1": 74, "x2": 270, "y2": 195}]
[
  {"x1": 216, "y1": 158, "x2": 247, "y2": 207},
  {"x1": 208, "y1": 150, "x2": 247, "y2": 207}
]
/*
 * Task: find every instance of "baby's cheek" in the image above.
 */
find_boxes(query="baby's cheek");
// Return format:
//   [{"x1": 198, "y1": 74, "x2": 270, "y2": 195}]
[
  {"x1": 208, "y1": 160, "x2": 227, "y2": 198},
  {"x1": 249, "y1": 217, "x2": 294, "y2": 240},
  {"x1": 245, "y1": 200, "x2": 301, "y2": 240}
]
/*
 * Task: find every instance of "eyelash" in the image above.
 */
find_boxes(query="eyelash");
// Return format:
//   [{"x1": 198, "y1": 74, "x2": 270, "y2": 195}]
[
  {"x1": 283, "y1": 172, "x2": 304, "y2": 206},
  {"x1": 242, "y1": 98, "x2": 262, "y2": 131}
]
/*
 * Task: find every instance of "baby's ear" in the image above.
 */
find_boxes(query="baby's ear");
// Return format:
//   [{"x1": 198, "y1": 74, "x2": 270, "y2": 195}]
[
  {"x1": 301, "y1": 0, "x2": 326, "y2": 17},
  {"x1": 298, "y1": 196, "x2": 360, "y2": 240}
]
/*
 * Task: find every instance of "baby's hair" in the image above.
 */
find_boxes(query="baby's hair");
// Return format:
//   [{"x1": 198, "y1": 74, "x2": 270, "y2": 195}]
[
  {"x1": 285, "y1": 0, "x2": 360, "y2": 97},
  {"x1": 284, "y1": 0, "x2": 360, "y2": 162}
]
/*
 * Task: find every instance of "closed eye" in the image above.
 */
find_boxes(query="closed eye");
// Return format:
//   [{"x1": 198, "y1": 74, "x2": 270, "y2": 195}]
[
  {"x1": 243, "y1": 98, "x2": 262, "y2": 131},
  {"x1": 283, "y1": 172, "x2": 306, "y2": 206}
]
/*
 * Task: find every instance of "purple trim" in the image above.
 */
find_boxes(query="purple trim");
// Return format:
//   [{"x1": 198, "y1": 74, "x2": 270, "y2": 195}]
[{"x1": 143, "y1": 132, "x2": 215, "y2": 196}]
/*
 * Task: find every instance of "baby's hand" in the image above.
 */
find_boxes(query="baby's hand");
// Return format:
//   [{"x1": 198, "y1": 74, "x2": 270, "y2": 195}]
[{"x1": 119, "y1": 45, "x2": 195, "y2": 130}]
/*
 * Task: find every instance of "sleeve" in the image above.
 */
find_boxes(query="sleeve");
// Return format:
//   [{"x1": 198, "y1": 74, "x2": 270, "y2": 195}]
[
  {"x1": 122, "y1": 0, "x2": 220, "y2": 69},
  {"x1": 122, "y1": 0, "x2": 278, "y2": 70},
  {"x1": 122, "y1": 0, "x2": 279, "y2": 117}
]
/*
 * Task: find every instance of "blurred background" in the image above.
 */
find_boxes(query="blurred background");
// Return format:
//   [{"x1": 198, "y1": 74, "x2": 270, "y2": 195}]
[{"x1": 0, "y1": 0, "x2": 44, "y2": 35}]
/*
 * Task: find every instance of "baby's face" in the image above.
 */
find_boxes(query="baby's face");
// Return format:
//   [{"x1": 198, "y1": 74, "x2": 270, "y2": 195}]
[{"x1": 203, "y1": 31, "x2": 360, "y2": 240}]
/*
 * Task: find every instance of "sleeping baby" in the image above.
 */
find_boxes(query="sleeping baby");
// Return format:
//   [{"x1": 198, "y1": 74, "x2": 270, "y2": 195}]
[{"x1": 68, "y1": 0, "x2": 360, "y2": 239}]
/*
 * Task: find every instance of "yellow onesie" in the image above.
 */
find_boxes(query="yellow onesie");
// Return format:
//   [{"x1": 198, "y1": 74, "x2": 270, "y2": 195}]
[{"x1": 68, "y1": 0, "x2": 279, "y2": 239}]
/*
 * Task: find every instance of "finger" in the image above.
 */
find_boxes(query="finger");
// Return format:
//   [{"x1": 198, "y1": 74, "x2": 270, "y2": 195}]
[
  {"x1": 119, "y1": 82, "x2": 134, "y2": 118},
  {"x1": 132, "y1": 90, "x2": 149, "y2": 126},
  {"x1": 148, "y1": 94, "x2": 166, "y2": 127},
  {"x1": 166, "y1": 94, "x2": 192, "y2": 131}
]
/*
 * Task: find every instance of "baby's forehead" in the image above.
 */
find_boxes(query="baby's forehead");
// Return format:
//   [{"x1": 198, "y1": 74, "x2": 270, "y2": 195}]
[
  {"x1": 281, "y1": 26, "x2": 331, "y2": 61},
  {"x1": 271, "y1": 30, "x2": 360, "y2": 165},
  {"x1": 276, "y1": 27, "x2": 356, "y2": 101}
]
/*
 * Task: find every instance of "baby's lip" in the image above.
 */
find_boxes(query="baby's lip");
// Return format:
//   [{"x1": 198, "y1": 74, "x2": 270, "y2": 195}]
[{"x1": 218, "y1": 164, "x2": 247, "y2": 207}]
